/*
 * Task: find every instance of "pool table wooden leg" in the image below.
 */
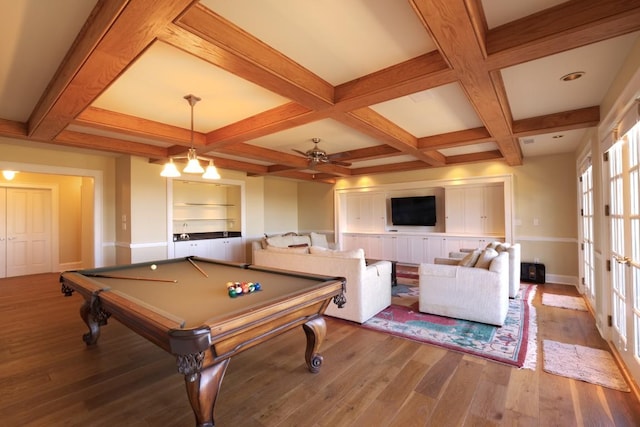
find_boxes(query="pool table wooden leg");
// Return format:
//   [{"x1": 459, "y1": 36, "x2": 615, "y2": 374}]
[
  {"x1": 79, "y1": 293, "x2": 110, "y2": 345},
  {"x1": 303, "y1": 316, "x2": 326, "y2": 373},
  {"x1": 184, "y1": 358, "x2": 230, "y2": 427}
]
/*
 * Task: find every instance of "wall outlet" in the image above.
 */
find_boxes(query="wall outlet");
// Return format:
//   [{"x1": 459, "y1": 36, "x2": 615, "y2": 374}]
[{"x1": 534, "y1": 257, "x2": 540, "y2": 263}]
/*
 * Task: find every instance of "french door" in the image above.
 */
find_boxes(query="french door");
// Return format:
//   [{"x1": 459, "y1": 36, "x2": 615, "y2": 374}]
[
  {"x1": 580, "y1": 164, "x2": 595, "y2": 305},
  {"x1": 607, "y1": 121, "x2": 640, "y2": 380}
]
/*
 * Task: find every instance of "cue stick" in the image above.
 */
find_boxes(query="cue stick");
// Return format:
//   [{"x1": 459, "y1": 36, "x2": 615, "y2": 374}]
[
  {"x1": 187, "y1": 257, "x2": 209, "y2": 278},
  {"x1": 85, "y1": 273, "x2": 177, "y2": 283}
]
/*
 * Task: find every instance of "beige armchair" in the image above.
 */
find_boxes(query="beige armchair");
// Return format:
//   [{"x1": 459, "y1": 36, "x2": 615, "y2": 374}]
[{"x1": 419, "y1": 251, "x2": 510, "y2": 326}]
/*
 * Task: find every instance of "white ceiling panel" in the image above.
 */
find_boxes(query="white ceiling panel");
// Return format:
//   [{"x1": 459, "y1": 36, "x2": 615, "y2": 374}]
[
  {"x1": 247, "y1": 119, "x2": 382, "y2": 154},
  {"x1": 502, "y1": 32, "x2": 640, "y2": 120},
  {"x1": 481, "y1": 0, "x2": 567, "y2": 29},
  {"x1": 519, "y1": 128, "x2": 588, "y2": 157},
  {"x1": 370, "y1": 83, "x2": 484, "y2": 137},
  {"x1": 438, "y1": 142, "x2": 499, "y2": 157},
  {"x1": 0, "y1": 0, "x2": 98, "y2": 121},
  {"x1": 92, "y1": 42, "x2": 290, "y2": 132},
  {"x1": 200, "y1": 0, "x2": 436, "y2": 85}
]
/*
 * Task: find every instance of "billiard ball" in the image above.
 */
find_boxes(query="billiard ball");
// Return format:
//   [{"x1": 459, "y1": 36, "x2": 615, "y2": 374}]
[{"x1": 150, "y1": 264, "x2": 157, "y2": 270}]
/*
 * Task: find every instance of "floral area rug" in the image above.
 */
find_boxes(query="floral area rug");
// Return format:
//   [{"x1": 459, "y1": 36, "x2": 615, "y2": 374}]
[
  {"x1": 392, "y1": 283, "x2": 419, "y2": 297},
  {"x1": 365, "y1": 285, "x2": 537, "y2": 369},
  {"x1": 542, "y1": 293, "x2": 587, "y2": 311},
  {"x1": 543, "y1": 340, "x2": 630, "y2": 391}
]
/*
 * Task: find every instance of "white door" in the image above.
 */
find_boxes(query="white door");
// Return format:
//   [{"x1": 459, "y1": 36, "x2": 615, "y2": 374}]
[
  {"x1": 6, "y1": 188, "x2": 52, "y2": 277},
  {"x1": 607, "y1": 122, "x2": 640, "y2": 381},
  {"x1": 0, "y1": 188, "x2": 6, "y2": 277}
]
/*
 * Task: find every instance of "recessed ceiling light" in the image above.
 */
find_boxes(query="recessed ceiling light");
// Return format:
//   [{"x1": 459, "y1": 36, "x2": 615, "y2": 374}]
[
  {"x1": 552, "y1": 134, "x2": 564, "y2": 139},
  {"x1": 560, "y1": 71, "x2": 585, "y2": 82}
]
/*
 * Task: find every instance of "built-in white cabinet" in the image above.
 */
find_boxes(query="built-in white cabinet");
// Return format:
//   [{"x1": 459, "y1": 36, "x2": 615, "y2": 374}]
[
  {"x1": 342, "y1": 233, "x2": 447, "y2": 264},
  {"x1": 174, "y1": 237, "x2": 244, "y2": 262},
  {"x1": 445, "y1": 184, "x2": 504, "y2": 235},
  {"x1": 210, "y1": 237, "x2": 244, "y2": 262},
  {"x1": 174, "y1": 240, "x2": 210, "y2": 258},
  {"x1": 345, "y1": 192, "x2": 386, "y2": 232}
]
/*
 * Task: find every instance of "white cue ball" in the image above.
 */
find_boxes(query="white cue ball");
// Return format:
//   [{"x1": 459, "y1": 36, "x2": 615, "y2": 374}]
[{"x1": 150, "y1": 264, "x2": 157, "y2": 270}]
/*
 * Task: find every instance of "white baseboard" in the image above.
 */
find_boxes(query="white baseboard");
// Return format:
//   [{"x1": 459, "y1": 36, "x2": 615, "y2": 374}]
[{"x1": 544, "y1": 274, "x2": 578, "y2": 286}]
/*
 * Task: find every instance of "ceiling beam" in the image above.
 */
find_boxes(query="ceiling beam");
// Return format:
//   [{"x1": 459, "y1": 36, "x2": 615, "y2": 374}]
[
  {"x1": 335, "y1": 108, "x2": 446, "y2": 166},
  {"x1": 54, "y1": 130, "x2": 168, "y2": 158},
  {"x1": 333, "y1": 51, "x2": 456, "y2": 112},
  {"x1": 418, "y1": 127, "x2": 493, "y2": 150},
  {"x1": 486, "y1": 0, "x2": 640, "y2": 70},
  {"x1": 28, "y1": 0, "x2": 196, "y2": 141},
  {"x1": 0, "y1": 119, "x2": 27, "y2": 138},
  {"x1": 512, "y1": 106, "x2": 601, "y2": 137},
  {"x1": 410, "y1": 0, "x2": 523, "y2": 166},
  {"x1": 167, "y1": 4, "x2": 334, "y2": 110},
  {"x1": 204, "y1": 103, "x2": 330, "y2": 148},
  {"x1": 75, "y1": 107, "x2": 202, "y2": 146}
]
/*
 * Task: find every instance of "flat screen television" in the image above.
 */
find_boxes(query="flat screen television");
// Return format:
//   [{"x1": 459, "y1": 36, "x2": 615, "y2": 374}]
[{"x1": 390, "y1": 196, "x2": 436, "y2": 226}]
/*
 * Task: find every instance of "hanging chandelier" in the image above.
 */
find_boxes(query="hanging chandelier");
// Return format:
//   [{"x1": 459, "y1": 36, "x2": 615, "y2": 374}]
[{"x1": 160, "y1": 94, "x2": 220, "y2": 180}]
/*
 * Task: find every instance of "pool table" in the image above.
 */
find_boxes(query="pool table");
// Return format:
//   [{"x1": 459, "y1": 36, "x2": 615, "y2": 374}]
[{"x1": 60, "y1": 257, "x2": 346, "y2": 427}]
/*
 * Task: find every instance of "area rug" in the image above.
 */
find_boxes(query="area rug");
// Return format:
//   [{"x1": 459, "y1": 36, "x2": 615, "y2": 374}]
[
  {"x1": 392, "y1": 284, "x2": 419, "y2": 298},
  {"x1": 542, "y1": 340, "x2": 629, "y2": 391},
  {"x1": 542, "y1": 293, "x2": 587, "y2": 311},
  {"x1": 364, "y1": 285, "x2": 537, "y2": 369}
]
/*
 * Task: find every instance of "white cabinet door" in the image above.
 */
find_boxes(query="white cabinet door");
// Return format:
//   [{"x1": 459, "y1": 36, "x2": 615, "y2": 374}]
[
  {"x1": 445, "y1": 187, "x2": 465, "y2": 233},
  {"x1": 394, "y1": 235, "x2": 411, "y2": 263},
  {"x1": 483, "y1": 185, "x2": 505, "y2": 234},
  {"x1": 366, "y1": 235, "x2": 383, "y2": 259},
  {"x1": 345, "y1": 193, "x2": 386, "y2": 232},
  {"x1": 463, "y1": 188, "x2": 484, "y2": 232},
  {"x1": 174, "y1": 240, "x2": 209, "y2": 257},
  {"x1": 445, "y1": 184, "x2": 504, "y2": 235},
  {"x1": 342, "y1": 234, "x2": 359, "y2": 251},
  {"x1": 210, "y1": 237, "x2": 245, "y2": 262},
  {"x1": 381, "y1": 235, "x2": 397, "y2": 261}
]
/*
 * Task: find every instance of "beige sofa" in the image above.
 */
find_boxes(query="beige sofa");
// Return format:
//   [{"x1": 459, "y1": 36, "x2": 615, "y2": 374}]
[
  {"x1": 418, "y1": 251, "x2": 510, "y2": 325},
  {"x1": 252, "y1": 240, "x2": 392, "y2": 323}
]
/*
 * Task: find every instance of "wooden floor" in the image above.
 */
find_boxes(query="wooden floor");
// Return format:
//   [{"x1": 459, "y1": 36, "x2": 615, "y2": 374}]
[{"x1": 1, "y1": 273, "x2": 640, "y2": 426}]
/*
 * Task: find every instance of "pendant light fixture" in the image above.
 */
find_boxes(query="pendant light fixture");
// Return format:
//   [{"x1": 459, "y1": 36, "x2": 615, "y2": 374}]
[{"x1": 160, "y1": 94, "x2": 221, "y2": 179}]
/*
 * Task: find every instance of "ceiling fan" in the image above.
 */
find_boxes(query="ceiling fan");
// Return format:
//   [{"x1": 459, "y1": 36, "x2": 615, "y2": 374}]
[{"x1": 292, "y1": 138, "x2": 352, "y2": 167}]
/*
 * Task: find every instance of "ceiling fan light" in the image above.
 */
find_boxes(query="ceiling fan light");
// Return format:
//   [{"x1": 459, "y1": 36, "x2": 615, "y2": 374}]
[
  {"x1": 160, "y1": 159, "x2": 180, "y2": 177},
  {"x1": 202, "y1": 160, "x2": 221, "y2": 180},
  {"x1": 183, "y1": 148, "x2": 204, "y2": 174}
]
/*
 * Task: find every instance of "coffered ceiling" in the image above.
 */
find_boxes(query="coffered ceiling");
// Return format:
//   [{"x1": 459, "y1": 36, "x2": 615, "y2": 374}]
[{"x1": 1, "y1": 0, "x2": 639, "y2": 183}]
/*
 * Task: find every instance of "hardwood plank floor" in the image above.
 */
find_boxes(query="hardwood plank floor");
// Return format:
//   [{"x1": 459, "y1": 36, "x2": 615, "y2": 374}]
[{"x1": 1, "y1": 273, "x2": 639, "y2": 426}]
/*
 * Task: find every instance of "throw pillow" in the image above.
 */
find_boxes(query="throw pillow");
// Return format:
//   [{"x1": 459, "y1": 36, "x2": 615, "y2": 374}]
[
  {"x1": 265, "y1": 245, "x2": 309, "y2": 254},
  {"x1": 458, "y1": 249, "x2": 481, "y2": 267},
  {"x1": 474, "y1": 247, "x2": 499, "y2": 269},
  {"x1": 310, "y1": 232, "x2": 329, "y2": 249}
]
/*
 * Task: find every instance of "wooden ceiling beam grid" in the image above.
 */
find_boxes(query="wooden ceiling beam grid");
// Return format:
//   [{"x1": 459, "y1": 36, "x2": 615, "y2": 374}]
[
  {"x1": 410, "y1": 0, "x2": 523, "y2": 165},
  {"x1": 333, "y1": 51, "x2": 456, "y2": 112},
  {"x1": 167, "y1": 5, "x2": 334, "y2": 111},
  {"x1": 336, "y1": 108, "x2": 446, "y2": 166},
  {"x1": 28, "y1": 0, "x2": 197, "y2": 141}
]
